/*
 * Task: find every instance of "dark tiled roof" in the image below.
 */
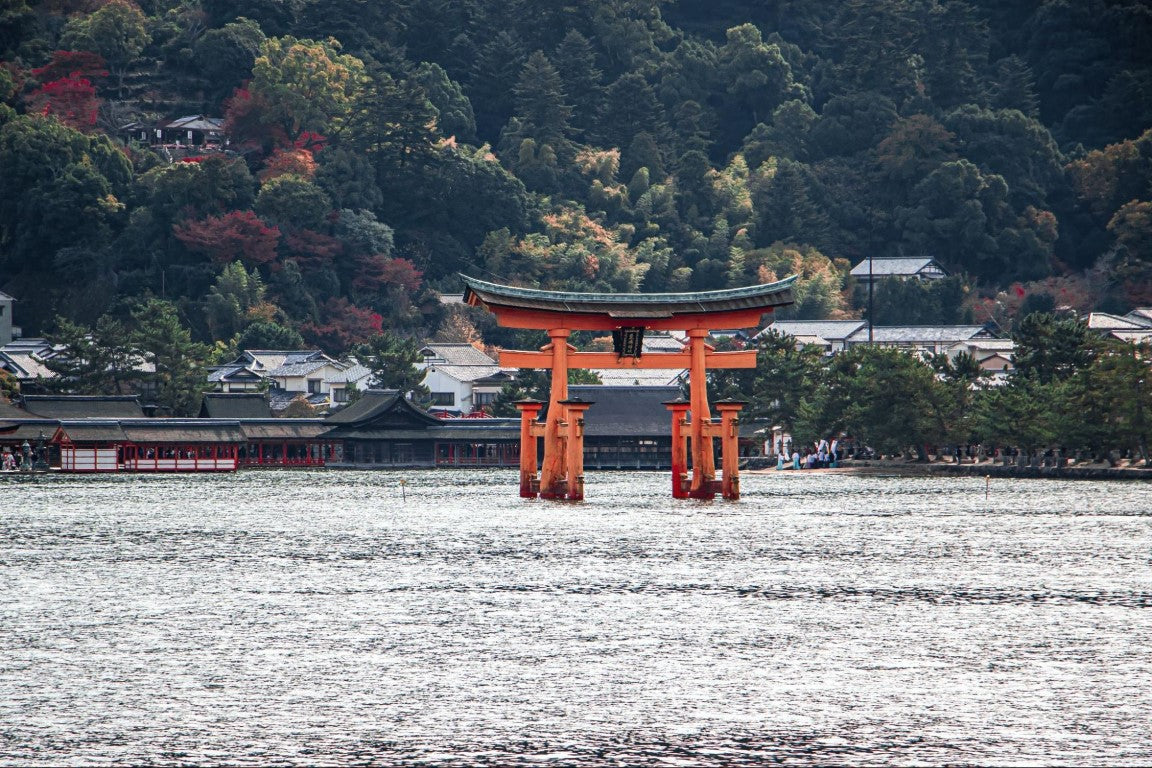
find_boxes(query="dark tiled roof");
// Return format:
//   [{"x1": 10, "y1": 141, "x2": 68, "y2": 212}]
[
  {"x1": 323, "y1": 389, "x2": 401, "y2": 425},
  {"x1": 21, "y1": 395, "x2": 144, "y2": 419},
  {"x1": 568, "y1": 385, "x2": 681, "y2": 436},
  {"x1": 56, "y1": 422, "x2": 128, "y2": 443},
  {"x1": 240, "y1": 420, "x2": 330, "y2": 440},
  {"x1": 462, "y1": 274, "x2": 797, "y2": 319},
  {"x1": 200, "y1": 393, "x2": 271, "y2": 419},
  {"x1": 0, "y1": 422, "x2": 59, "y2": 442},
  {"x1": 0, "y1": 400, "x2": 47, "y2": 420},
  {"x1": 119, "y1": 420, "x2": 246, "y2": 443},
  {"x1": 323, "y1": 390, "x2": 448, "y2": 435},
  {"x1": 339, "y1": 425, "x2": 519, "y2": 441}
]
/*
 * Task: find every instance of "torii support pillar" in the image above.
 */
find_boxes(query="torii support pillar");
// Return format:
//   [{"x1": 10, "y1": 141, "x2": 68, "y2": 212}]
[
  {"x1": 664, "y1": 399, "x2": 691, "y2": 498},
  {"x1": 686, "y1": 329, "x2": 718, "y2": 499},
  {"x1": 539, "y1": 329, "x2": 572, "y2": 499},
  {"x1": 559, "y1": 398, "x2": 593, "y2": 501},
  {"x1": 714, "y1": 400, "x2": 747, "y2": 500},
  {"x1": 514, "y1": 399, "x2": 543, "y2": 498}
]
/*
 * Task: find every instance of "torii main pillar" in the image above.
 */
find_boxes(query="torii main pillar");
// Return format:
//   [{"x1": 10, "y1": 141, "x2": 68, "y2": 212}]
[{"x1": 461, "y1": 274, "x2": 796, "y2": 501}]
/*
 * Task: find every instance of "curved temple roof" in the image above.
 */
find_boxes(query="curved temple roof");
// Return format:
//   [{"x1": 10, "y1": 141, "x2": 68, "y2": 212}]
[{"x1": 461, "y1": 274, "x2": 797, "y2": 321}]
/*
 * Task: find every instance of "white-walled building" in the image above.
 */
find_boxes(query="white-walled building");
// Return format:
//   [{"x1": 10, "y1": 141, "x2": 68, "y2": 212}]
[{"x1": 417, "y1": 344, "x2": 507, "y2": 415}]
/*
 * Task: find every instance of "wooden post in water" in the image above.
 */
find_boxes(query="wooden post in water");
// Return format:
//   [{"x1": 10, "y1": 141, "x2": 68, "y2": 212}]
[
  {"x1": 714, "y1": 400, "x2": 746, "y2": 500},
  {"x1": 514, "y1": 399, "x2": 543, "y2": 497},
  {"x1": 664, "y1": 399, "x2": 691, "y2": 498},
  {"x1": 686, "y1": 329, "x2": 716, "y2": 499},
  {"x1": 539, "y1": 329, "x2": 571, "y2": 499},
  {"x1": 560, "y1": 397, "x2": 593, "y2": 501}
]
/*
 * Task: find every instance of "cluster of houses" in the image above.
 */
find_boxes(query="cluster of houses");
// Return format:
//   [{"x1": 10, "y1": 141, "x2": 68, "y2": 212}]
[{"x1": 4, "y1": 257, "x2": 1152, "y2": 474}]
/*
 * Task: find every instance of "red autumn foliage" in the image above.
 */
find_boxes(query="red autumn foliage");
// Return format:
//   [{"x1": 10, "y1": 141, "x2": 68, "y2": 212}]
[
  {"x1": 352, "y1": 255, "x2": 423, "y2": 295},
  {"x1": 283, "y1": 229, "x2": 343, "y2": 270},
  {"x1": 32, "y1": 51, "x2": 108, "y2": 85},
  {"x1": 379, "y1": 257, "x2": 423, "y2": 293},
  {"x1": 223, "y1": 86, "x2": 288, "y2": 151},
  {"x1": 300, "y1": 297, "x2": 384, "y2": 355},
  {"x1": 173, "y1": 210, "x2": 282, "y2": 268},
  {"x1": 293, "y1": 131, "x2": 327, "y2": 153},
  {"x1": 27, "y1": 77, "x2": 101, "y2": 130}
]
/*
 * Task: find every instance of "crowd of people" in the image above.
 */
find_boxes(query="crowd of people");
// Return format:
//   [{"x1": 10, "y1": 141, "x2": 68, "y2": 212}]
[{"x1": 773, "y1": 436, "x2": 841, "y2": 470}]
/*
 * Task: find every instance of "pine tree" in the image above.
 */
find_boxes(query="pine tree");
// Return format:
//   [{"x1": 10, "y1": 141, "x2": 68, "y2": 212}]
[
  {"x1": 990, "y1": 56, "x2": 1040, "y2": 119},
  {"x1": 511, "y1": 50, "x2": 573, "y2": 149},
  {"x1": 552, "y1": 30, "x2": 605, "y2": 137}
]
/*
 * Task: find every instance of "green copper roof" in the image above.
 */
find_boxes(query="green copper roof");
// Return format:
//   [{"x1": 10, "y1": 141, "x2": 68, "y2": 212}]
[{"x1": 461, "y1": 274, "x2": 797, "y2": 318}]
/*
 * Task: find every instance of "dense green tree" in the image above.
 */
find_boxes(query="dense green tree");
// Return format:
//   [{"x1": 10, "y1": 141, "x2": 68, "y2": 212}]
[
  {"x1": 1012, "y1": 312, "x2": 1093, "y2": 384},
  {"x1": 354, "y1": 330, "x2": 425, "y2": 393},
  {"x1": 944, "y1": 105, "x2": 1065, "y2": 208},
  {"x1": 249, "y1": 35, "x2": 367, "y2": 139},
  {"x1": 865, "y1": 276, "x2": 969, "y2": 326},
  {"x1": 411, "y1": 61, "x2": 476, "y2": 143},
  {"x1": 130, "y1": 298, "x2": 211, "y2": 416},
  {"x1": 552, "y1": 30, "x2": 605, "y2": 138},
  {"x1": 238, "y1": 319, "x2": 305, "y2": 350},
  {"x1": 599, "y1": 72, "x2": 665, "y2": 152},
  {"x1": 0, "y1": 115, "x2": 131, "y2": 282},
  {"x1": 203, "y1": 261, "x2": 265, "y2": 340},
  {"x1": 344, "y1": 68, "x2": 439, "y2": 172},
  {"x1": 254, "y1": 175, "x2": 332, "y2": 230},
  {"x1": 717, "y1": 23, "x2": 806, "y2": 150},
  {"x1": 60, "y1": 0, "x2": 151, "y2": 96},
  {"x1": 508, "y1": 50, "x2": 572, "y2": 150},
  {"x1": 989, "y1": 55, "x2": 1040, "y2": 119},
  {"x1": 314, "y1": 146, "x2": 383, "y2": 211},
  {"x1": 970, "y1": 376, "x2": 1058, "y2": 453},
  {"x1": 195, "y1": 17, "x2": 266, "y2": 106},
  {"x1": 708, "y1": 329, "x2": 822, "y2": 431},
  {"x1": 42, "y1": 314, "x2": 139, "y2": 394},
  {"x1": 798, "y1": 345, "x2": 948, "y2": 457},
  {"x1": 468, "y1": 30, "x2": 526, "y2": 141}
]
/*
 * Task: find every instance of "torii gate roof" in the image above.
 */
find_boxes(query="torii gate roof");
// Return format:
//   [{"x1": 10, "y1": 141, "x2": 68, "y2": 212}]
[{"x1": 461, "y1": 274, "x2": 797, "y2": 330}]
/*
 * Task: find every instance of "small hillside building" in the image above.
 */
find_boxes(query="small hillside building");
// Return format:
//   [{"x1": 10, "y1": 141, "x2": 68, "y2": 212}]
[{"x1": 850, "y1": 256, "x2": 948, "y2": 286}]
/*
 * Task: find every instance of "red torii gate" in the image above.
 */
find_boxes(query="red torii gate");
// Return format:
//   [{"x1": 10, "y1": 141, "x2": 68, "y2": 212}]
[{"x1": 462, "y1": 275, "x2": 796, "y2": 501}]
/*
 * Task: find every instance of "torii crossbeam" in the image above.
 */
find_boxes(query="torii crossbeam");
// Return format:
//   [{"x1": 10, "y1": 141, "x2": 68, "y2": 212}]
[{"x1": 462, "y1": 274, "x2": 796, "y2": 501}]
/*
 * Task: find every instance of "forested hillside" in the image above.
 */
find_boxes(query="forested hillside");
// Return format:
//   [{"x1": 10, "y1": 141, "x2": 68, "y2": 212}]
[{"x1": 1, "y1": 0, "x2": 1150, "y2": 351}]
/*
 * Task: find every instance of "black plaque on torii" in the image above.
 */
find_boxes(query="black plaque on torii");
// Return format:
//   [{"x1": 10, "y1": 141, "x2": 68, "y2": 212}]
[{"x1": 612, "y1": 326, "x2": 645, "y2": 358}]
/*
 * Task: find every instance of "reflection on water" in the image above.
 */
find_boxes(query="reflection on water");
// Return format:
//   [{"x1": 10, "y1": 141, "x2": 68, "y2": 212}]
[{"x1": 1, "y1": 470, "x2": 1150, "y2": 766}]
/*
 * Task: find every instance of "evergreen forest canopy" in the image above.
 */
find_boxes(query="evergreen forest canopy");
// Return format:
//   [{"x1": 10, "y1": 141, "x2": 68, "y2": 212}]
[{"x1": 1, "y1": 0, "x2": 1151, "y2": 354}]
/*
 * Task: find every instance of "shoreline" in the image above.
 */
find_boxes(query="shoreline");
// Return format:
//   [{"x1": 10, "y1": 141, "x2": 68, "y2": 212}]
[{"x1": 750, "y1": 460, "x2": 1152, "y2": 481}]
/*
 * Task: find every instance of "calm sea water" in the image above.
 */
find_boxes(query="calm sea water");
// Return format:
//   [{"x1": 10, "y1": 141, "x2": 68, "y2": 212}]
[{"x1": 1, "y1": 469, "x2": 1149, "y2": 766}]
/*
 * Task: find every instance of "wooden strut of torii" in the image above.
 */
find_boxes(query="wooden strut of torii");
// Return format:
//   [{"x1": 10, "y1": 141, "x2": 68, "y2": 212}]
[{"x1": 461, "y1": 274, "x2": 797, "y2": 501}]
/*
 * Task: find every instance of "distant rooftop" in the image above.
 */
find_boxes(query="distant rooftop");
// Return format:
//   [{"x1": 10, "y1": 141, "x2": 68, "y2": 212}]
[
  {"x1": 846, "y1": 325, "x2": 990, "y2": 343},
  {"x1": 419, "y1": 343, "x2": 497, "y2": 367},
  {"x1": 849, "y1": 257, "x2": 946, "y2": 279},
  {"x1": 759, "y1": 320, "x2": 867, "y2": 340}
]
